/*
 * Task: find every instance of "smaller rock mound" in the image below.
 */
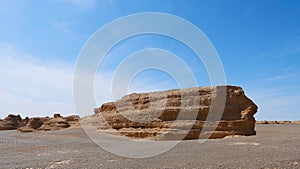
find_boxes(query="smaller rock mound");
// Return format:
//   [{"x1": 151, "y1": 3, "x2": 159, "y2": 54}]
[
  {"x1": 29, "y1": 118, "x2": 45, "y2": 129},
  {"x1": 37, "y1": 117, "x2": 70, "y2": 131},
  {"x1": 64, "y1": 115, "x2": 80, "y2": 126},
  {"x1": 0, "y1": 114, "x2": 27, "y2": 130},
  {"x1": 256, "y1": 120, "x2": 300, "y2": 125}
]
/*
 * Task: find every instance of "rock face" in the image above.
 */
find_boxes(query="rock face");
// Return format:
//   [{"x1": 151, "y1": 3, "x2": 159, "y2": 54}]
[
  {"x1": 93, "y1": 85, "x2": 258, "y2": 140},
  {"x1": 0, "y1": 114, "x2": 27, "y2": 130},
  {"x1": 28, "y1": 118, "x2": 44, "y2": 129},
  {"x1": 64, "y1": 115, "x2": 80, "y2": 126},
  {"x1": 37, "y1": 117, "x2": 70, "y2": 131}
]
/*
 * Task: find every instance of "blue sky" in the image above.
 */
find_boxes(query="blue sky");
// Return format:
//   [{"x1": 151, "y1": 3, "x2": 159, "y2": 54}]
[{"x1": 0, "y1": 0, "x2": 299, "y2": 120}]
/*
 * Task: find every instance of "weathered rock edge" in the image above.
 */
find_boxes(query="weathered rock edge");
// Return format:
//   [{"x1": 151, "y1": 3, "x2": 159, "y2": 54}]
[{"x1": 93, "y1": 85, "x2": 258, "y2": 140}]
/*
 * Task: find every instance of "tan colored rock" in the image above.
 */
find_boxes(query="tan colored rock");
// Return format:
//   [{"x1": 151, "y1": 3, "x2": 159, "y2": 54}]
[
  {"x1": 37, "y1": 117, "x2": 70, "y2": 131},
  {"x1": 93, "y1": 85, "x2": 258, "y2": 140},
  {"x1": 64, "y1": 115, "x2": 80, "y2": 126},
  {"x1": 18, "y1": 114, "x2": 78, "y2": 132},
  {"x1": 17, "y1": 126, "x2": 35, "y2": 132},
  {"x1": 256, "y1": 120, "x2": 300, "y2": 124},
  {"x1": 65, "y1": 115, "x2": 79, "y2": 122},
  {"x1": 294, "y1": 120, "x2": 300, "y2": 124},
  {"x1": 0, "y1": 114, "x2": 27, "y2": 130}
]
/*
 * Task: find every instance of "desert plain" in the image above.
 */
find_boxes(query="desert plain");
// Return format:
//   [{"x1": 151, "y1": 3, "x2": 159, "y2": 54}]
[{"x1": 0, "y1": 124, "x2": 299, "y2": 169}]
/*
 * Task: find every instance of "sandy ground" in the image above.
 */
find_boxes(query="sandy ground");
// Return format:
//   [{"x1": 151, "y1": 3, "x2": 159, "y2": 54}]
[{"x1": 0, "y1": 124, "x2": 299, "y2": 169}]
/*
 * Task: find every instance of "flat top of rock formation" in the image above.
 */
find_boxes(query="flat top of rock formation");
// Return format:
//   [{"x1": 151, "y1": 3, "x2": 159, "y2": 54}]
[{"x1": 120, "y1": 85, "x2": 241, "y2": 99}]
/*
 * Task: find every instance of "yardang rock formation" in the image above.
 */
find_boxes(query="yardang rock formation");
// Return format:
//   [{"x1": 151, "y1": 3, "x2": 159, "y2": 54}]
[
  {"x1": 0, "y1": 114, "x2": 79, "y2": 132},
  {"x1": 0, "y1": 114, "x2": 28, "y2": 130},
  {"x1": 93, "y1": 85, "x2": 258, "y2": 140}
]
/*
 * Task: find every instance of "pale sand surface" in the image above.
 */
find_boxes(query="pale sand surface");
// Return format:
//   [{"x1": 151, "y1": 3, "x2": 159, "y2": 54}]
[{"x1": 0, "y1": 124, "x2": 299, "y2": 169}]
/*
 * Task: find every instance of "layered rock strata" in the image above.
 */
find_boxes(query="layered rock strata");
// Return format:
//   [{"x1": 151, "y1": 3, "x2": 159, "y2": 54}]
[{"x1": 93, "y1": 86, "x2": 258, "y2": 140}]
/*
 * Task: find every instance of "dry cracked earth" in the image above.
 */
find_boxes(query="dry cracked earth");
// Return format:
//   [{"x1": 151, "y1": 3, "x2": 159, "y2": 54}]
[{"x1": 0, "y1": 124, "x2": 299, "y2": 169}]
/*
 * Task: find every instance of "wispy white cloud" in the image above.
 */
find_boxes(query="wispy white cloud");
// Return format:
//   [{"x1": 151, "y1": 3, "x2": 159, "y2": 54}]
[
  {"x1": 244, "y1": 6, "x2": 254, "y2": 16},
  {"x1": 279, "y1": 35, "x2": 300, "y2": 57},
  {"x1": 268, "y1": 74, "x2": 295, "y2": 81},
  {"x1": 52, "y1": 21, "x2": 72, "y2": 34},
  {"x1": 255, "y1": 94, "x2": 300, "y2": 120},
  {"x1": 69, "y1": 0, "x2": 97, "y2": 9},
  {"x1": 246, "y1": 86, "x2": 300, "y2": 120},
  {"x1": 247, "y1": 86, "x2": 292, "y2": 100},
  {"x1": 259, "y1": 52, "x2": 268, "y2": 58},
  {"x1": 283, "y1": 66, "x2": 295, "y2": 72},
  {"x1": 67, "y1": 0, "x2": 115, "y2": 10}
]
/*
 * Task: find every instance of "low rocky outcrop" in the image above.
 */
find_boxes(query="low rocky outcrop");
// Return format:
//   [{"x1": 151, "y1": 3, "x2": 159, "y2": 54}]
[
  {"x1": 18, "y1": 114, "x2": 79, "y2": 132},
  {"x1": 93, "y1": 85, "x2": 258, "y2": 140},
  {"x1": 37, "y1": 117, "x2": 70, "y2": 131},
  {"x1": 64, "y1": 115, "x2": 80, "y2": 126},
  {"x1": 0, "y1": 114, "x2": 79, "y2": 132},
  {"x1": 0, "y1": 114, "x2": 27, "y2": 130},
  {"x1": 256, "y1": 120, "x2": 300, "y2": 125}
]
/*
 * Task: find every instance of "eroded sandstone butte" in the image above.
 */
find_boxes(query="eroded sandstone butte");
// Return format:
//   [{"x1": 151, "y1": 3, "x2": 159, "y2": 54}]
[{"x1": 93, "y1": 85, "x2": 258, "y2": 140}]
